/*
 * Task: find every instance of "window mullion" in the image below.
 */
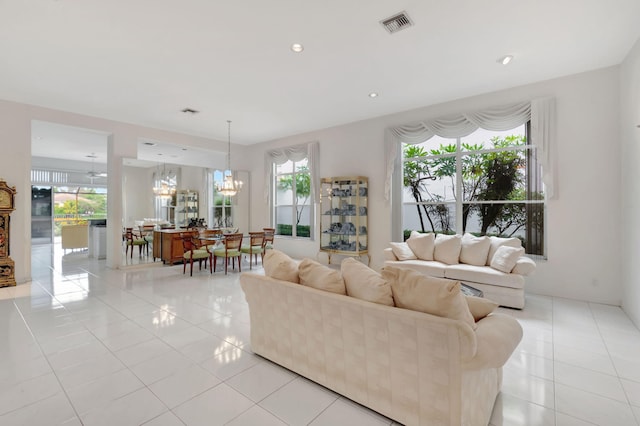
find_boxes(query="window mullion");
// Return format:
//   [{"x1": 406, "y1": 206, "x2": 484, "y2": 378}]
[{"x1": 455, "y1": 137, "x2": 463, "y2": 233}]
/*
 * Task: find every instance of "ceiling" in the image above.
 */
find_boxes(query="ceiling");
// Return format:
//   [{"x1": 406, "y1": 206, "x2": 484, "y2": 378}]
[{"x1": 3, "y1": 1, "x2": 640, "y2": 153}]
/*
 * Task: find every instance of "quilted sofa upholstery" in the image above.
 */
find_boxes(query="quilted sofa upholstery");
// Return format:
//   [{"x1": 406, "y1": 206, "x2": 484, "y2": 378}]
[
  {"x1": 383, "y1": 234, "x2": 536, "y2": 309},
  {"x1": 240, "y1": 272, "x2": 523, "y2": 426}
]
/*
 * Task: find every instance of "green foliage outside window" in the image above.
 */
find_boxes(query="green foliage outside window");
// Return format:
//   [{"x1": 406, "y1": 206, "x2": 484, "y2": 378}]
[{"x1": 403, "y1": 134, "x2": 543, "y2": 252}]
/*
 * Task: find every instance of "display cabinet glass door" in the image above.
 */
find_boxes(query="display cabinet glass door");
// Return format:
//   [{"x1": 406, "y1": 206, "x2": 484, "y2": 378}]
[{"x1": 320, "y1": 176, "x2": 368, "y2": 264}]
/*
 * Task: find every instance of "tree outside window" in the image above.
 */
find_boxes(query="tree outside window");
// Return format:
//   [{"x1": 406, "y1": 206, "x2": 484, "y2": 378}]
[
  {"x1": 402, "y1": 125, "x2": 544, "y2": 255},
  {"x1": 274, "y1": 159, "x2": 312, "y2": 238}
]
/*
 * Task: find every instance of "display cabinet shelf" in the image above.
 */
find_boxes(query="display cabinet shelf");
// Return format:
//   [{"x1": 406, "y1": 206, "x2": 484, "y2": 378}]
[
  {"x1": 319, "y1": 176, "x2": 369, "y2": 265},
  {"x1": 175, "y1": 190, "x2": 198, "y2": 228}
]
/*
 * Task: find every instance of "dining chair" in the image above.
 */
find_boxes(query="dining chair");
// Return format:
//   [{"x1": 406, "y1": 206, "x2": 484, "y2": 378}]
[
  {"x1": 198, "y1": 228, "x2": 223, "y2": 251},
  {"x1": 241, "y1": 231, "x2": 265, "y2": 269},
  {"x1": 125, "y1": 227, "x2": 148, "y2": 258},
  {"x1": 263, "y1": 227, "x2": 275, "y2": 251},
  {"x1": 181, "y1": 233, "x2": 212, "y2": 276},
  {"x1": 213, "y1": 233, "x2": 243, "y2": 274},
  {"x1": 139, "y1": 224, "x2": 155, "y2": 256}
]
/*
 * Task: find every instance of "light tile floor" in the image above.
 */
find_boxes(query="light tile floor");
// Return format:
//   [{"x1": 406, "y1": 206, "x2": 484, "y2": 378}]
[{"x1": 1, "y1": 243, "x2": 639, "y2": 425}]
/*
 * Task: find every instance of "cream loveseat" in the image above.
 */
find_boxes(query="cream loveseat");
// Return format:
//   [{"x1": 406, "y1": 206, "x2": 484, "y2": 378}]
[
  {"x1": 240, "y1": 251, "x2": 523, "y2": 426},
  {"x1": 384, "y1": 232, "x2": 536, "y2": 309}
]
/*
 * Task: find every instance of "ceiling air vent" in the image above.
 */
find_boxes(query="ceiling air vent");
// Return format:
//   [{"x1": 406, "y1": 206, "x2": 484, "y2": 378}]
[{"x1": 380, "y1": 11, "x2": 413, "y2": 34}]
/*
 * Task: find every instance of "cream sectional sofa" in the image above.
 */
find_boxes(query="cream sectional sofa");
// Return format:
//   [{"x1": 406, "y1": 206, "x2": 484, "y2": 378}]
[
  {"x1": 240, "y1": 251, "x2": 523, "y2": 426},
  {"x1": 383, "y1": 233, "x2": 536, "y2": 309}
]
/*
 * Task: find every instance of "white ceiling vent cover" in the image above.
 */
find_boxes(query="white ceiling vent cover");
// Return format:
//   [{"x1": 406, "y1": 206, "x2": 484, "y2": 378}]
[{"x1": 380, "y1": 11, "x2": 413, "y2": 34}]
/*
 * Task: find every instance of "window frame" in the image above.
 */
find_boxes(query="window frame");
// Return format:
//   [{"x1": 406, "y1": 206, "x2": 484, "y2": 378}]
[{"x1": 271, "y1": 159, "x2": 314, "y2": 239}]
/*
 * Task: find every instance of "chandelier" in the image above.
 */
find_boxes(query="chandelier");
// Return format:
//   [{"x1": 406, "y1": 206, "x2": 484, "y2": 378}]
[
  {"x1": 215, "y1": 120, "x2": 243, "y2": 197},
  {"x1": 153, "y1": 163, "x2": 176, "y2": 198}
]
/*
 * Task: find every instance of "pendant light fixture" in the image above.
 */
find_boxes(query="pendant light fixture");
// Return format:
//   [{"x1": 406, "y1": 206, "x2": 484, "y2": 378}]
[{"x1": 215, "y1": 120, "x2": 243, "y2": 197}]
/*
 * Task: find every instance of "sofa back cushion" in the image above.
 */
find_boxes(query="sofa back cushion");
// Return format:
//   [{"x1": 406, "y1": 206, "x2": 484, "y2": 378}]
[
  {"x1": 263, "y1": 249, "x2": 300, "y2": 283},
  {"x1": 490, "y1": 246, "x2": 525, "y2": 273},
  {"x1": 486, "y1": 236, "x2": 522, "y2": 266},
  {"x1": 299, "y1": 258, "x2": 346, "y2": 295},
  {"x1": 459, "y1": 233, "x2": 491, "y2": 266},
  {"x1": 389, "y1": 242, "x2": 417, "y2": 260},
  {"x1": 382, "y1": 266, "x2": 475, "y2": 329},
  {"x1": 406, "y1": 231, "x2": 435, "y2": 261},
  {"x1": 341, "y1": 258, "x2": 394, "y2": 306},
  {"x1": 433, "y1": 234, "x2": 462, "y2": 265}
]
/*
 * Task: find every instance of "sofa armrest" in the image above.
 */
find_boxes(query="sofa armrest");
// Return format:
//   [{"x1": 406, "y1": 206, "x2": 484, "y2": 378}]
[
  {"x1": 512, "y1": 256, "x2": 536, "y2": 276},
  {"x1": 462, "y1": 313, "x2": 522, "y2": 371},
  {"x1": 383, "y1": 247, "x2": 398, "y2": 261}
]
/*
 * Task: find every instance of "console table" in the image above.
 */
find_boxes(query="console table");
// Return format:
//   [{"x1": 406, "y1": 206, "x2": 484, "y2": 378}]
[{"x1": 153, "y1": 229, "x2": 186, "y2": 264}]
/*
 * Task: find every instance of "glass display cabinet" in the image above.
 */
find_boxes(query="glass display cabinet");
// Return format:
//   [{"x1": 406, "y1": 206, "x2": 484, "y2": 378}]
[
  {"x1": 319, "y1": 176, "x2": 369, "y2": 265},
  {"x1": 175, "y1": 190, "x2": 198, "y2": 228}
]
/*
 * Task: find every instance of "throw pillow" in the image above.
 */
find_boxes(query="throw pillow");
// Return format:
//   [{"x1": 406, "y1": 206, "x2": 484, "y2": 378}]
[
  {"x1": 341, "y1": 258, "x2": 393, "y2": 306},
  {"x1": 466, "y1": 296, "x2": 498, "y2": 322},
  {"x1": 406, "y1": 231, "x2": 435, "y2": 261},
  {"x1": 490, "y1": 245, "x2": 525, "y2": 273},
  {"x1": 263, "y1": 249, "x2": 300, "y2": 283},
  {"x1": 389, "y1": 242, "x2": 417, "y2": 261},
  {"x1": 298, "y1": 258, "x2": 346, "y2": 295},
  {"x1": 486, "y1": 236, "x2": 522, "y2": 266},
  {"x1": 459, "y1": 233, "x2": 491, "y2": 266},
  {"x1": 381, "y1": 266, "x2": 475, "y2": 329},
  {"x1": 433, "y1": 234, "x2": 462, "y2": 265}
]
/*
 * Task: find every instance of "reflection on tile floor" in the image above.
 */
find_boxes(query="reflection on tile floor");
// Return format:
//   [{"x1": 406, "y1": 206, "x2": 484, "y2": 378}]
[{"x1": 0, "y1": 243, "x2": 639, "y2": 425}]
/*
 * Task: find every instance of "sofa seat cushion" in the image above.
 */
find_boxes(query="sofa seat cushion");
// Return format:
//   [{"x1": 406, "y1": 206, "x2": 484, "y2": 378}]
[
  {"x1": 445, "y1": 264, "x2": 524, "y2": 289},
  {"x1": 383, "y1": 259, "x2": 447, "y2": 278}
]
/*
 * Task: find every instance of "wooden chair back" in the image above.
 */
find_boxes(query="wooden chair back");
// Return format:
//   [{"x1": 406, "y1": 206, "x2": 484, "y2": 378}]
[
  {"x1": 248, "y1": 231, "x2": 265, "y2": 248},
  {"x1": 263, "y1": 227, "x2": 275, "y2": 248},
  {"x1": 224, "y1": 233, "x2": 243, "y2": 251}
]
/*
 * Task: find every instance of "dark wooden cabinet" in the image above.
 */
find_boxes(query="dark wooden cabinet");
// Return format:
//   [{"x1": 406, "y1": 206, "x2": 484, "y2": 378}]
[{"x1": 154, "y1": 229, "x2": 185, "y2": 264}]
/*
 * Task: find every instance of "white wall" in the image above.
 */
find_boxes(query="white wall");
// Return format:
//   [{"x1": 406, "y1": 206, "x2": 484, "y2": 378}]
[
  {"x1": 248, "y1": 66, "x2": 623, "y2": 305},
  {"x1": 621, "y1": 38, "x2": 640, "y2": 327},
  {"x1": 122, "y1": 165, "x2": 154, "y2": 227}
]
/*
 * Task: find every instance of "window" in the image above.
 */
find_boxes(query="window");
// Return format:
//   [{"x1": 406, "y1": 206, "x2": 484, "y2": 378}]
[
  {"x1": 273, "y1": 158, "x2": 313, "y2": 238},
  {"x1": 53, "y1": 186, "x2": 108, "y2": 235},
  {"x1": 211, "y1": 169, "x2": 235, "y2": 228},
  {"x1": 402, "y1": 124, "x2": 544, "y2": 255}
]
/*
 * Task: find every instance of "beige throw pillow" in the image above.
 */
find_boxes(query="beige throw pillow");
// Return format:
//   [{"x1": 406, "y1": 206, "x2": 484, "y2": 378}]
[
  {"x1": 381, "y1": 266, "x2": 475, "y2": 329},
  {"x1": 466, "y1": 296, "x2": 499, "y2": 322},
  {"x1": 490, "y1": 245, "x2": 525, "y2": 273},
  {"x1": 389, "y1": 242, "x2": 417, "y2": 260},
  {"x1": 459, "y1": 233, "x2": 491, "y2": 266},
  {"x1": 341, "y1": 258, "x2": 393, "y2": 305},
  {"x1": 263, "y1": 249, "x2": 300, "y2": 283},
  {"x1": 298, "y1": 258, "x2": 346, "y2": 295},
  {"x1": 486, "y1": 236, "x2": 522, "y2": 266},
  {"x1": 406, "y1": 231, "x2": 435, "y2": 261},
  {"x1": 433, "y1": 234, "x2": 462, "y2": 265}
]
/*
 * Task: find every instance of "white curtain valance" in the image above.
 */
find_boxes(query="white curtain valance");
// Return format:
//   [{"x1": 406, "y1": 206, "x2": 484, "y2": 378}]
[
  {"x1": 385, "y1": 98, "x2": 556, "y2": 200},
  {"x1": 264, "y1": 141, "x2": 319, "y2": 204}
]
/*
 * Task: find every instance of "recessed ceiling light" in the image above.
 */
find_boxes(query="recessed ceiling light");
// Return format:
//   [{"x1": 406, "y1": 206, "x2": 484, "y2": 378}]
[
  {"x1": 369, "y1": 92, "x2": 379, "y2": 98},
  {"x1": 290, "y1": 43, "x2": 304, "y2": 53},
  {"x1": 497, "y1": 55, "x2": 514, "y2": 65}
]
